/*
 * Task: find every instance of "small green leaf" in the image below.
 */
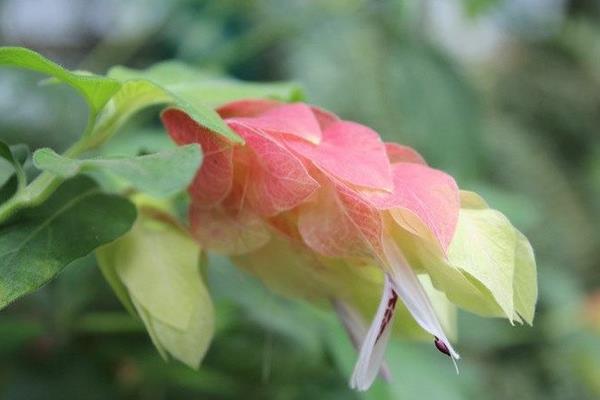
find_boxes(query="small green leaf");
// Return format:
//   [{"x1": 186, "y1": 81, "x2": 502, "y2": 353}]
[
  {"x1": 94, "y1": 128, "x2": 175, "y2": 158},
  {"x1": 0, "y1": 176, "x2": 136, "y2": 309},
  {"x1": 96, "y1": 210, "x2": 214, "y2": 369},
  {"x1": 93, "y1": 76, "x2": 241, "y2": 146},
  {"x1": 108, "y1": 61, "x2": 213, "y2": 84},
  {"x1": 33, "y1": 144, "x2": 202, "y2": 197},
  {"x1": 0, "y1": 47, "x2": 121, "y2": 117},
  {"x1": 109, "y1": 61, "x2": 304, "y2": 105}
]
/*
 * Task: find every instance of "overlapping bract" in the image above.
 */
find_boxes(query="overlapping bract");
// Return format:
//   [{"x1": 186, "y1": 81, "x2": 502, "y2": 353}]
[
  {"x1": 162, "y1": 101, "x2": 453, "y2": 260},
  {"x1": 161, "y1": 100, "x2": 537, "y2": 390}
]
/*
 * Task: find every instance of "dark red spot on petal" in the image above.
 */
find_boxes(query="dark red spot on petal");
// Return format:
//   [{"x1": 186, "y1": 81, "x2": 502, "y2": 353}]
[{"x1": 376, "y1": 289, "x2": 398, "y2": 342}]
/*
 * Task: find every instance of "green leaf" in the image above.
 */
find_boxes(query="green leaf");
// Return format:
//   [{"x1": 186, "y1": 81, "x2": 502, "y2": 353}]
[
  {"x1": 93, "y1": 128, "x2": 176, "y2": 158},
  {"x1": 96, "y1": 210, "x2": 214, "y2": 369},
  {"x1": 33, "y1": 144, "x2": 202, "y2": 197},
  {"x1": 109, "y1": 61, "x2": 304, "y2": 105},
  {"x1": 108, "y1": 61, "x2": 215, "y2": 84},
  {"x1": 0, "y1": 176, "x2": 136, "y2": 309},
  {"x1": 0, "y1": 47, "x2": 121, "y2": 117}
]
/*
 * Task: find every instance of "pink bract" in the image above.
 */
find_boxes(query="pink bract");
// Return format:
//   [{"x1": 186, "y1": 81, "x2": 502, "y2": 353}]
[
  {"x1": 283, "y1": 121, "x2": 394, "y2": 191},
  {"x1": 229, "y1": 103, "x2": 323, "y2": 144},
  {"x1": 228, "y1": 121, "x2": 319, "y2": 217},
  {"x1": 162, "y1": 99, "x2": 460, "y2": 261},
  {"x1": 361, "y1": 162, "x2": 460, "y2": 253},
  {"x1": 162, "y1": 109, "x2": 233, "y2": 208}
]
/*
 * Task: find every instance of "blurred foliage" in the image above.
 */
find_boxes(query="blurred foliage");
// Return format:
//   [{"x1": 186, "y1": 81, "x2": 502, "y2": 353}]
[{"x1": 1, "y1": 0, "x2": 600, "y2": 399}]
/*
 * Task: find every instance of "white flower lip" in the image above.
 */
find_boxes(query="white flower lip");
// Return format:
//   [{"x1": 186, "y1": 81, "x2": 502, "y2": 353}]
[{"x1": 350, "y1": 237, "x2": 460, "y2": 391}]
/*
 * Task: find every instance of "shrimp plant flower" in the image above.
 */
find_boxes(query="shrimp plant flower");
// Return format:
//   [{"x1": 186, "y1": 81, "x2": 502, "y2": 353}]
[{"x1": 160, "y1": 100, "x2": 537, "y2": 391}]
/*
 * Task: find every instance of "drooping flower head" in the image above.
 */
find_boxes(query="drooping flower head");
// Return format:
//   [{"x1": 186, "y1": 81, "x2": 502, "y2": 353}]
[{"x1": 161, "y1": 100, "x2": 537, "y2": 390}]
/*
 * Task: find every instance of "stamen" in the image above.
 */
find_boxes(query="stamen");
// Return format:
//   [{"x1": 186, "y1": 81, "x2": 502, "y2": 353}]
[
  {"x1": 434, "y1": 336, "x2": 451, "y2": 357},
  {"x1": 381, "y1": 235, "x2": 460, "y2": 360},
  {"x1": 434, "y1": 336, "x2": 460, "y2": 374}
]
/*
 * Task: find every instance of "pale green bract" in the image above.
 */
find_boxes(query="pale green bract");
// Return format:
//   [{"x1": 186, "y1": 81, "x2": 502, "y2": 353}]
[
  {"x1": 449, "y1": 207, "x2": 519, "y2": 320},
  {"x1": 511, "y1": 231, "x2": 538, "y2": 324},
  {"x1": 96, "y1": 211, "x2": 215, "y2": 369},
  {"x1": 452, "y1": 191, "x2": 537, "y2": 324},
  {"x1": 397, "y1": 191, "x2": 537, "y2": 324}
]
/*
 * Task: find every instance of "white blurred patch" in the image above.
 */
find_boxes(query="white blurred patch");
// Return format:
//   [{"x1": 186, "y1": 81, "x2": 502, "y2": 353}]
[
  {"x1": 425, "y1": 0, "x2": 567, "y2": 64},
  {"x1": 0, "y1": 0, "x2": 169, "y2": 46}
]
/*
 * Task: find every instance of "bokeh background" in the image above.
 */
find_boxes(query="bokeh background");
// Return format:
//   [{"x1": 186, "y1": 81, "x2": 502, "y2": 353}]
[{"x1": 1, "y1": 0, "x2": 600, "y2": 399}]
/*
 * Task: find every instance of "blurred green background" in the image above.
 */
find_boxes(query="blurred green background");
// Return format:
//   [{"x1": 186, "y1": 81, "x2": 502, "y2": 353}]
[{"x1": 1, "y1": 0, "x2": 600, "y2": 399}]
